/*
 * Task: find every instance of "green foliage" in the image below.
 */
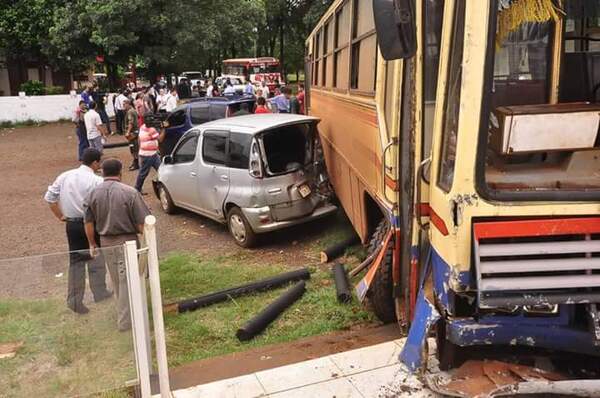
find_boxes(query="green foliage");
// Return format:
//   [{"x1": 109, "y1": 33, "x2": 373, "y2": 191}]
[
  {"x1": 1, "y1": 0, "x2": 335, "y2": 82},
  {"x1": 44, "y1": 85, "x2": 64, "y2": 95},
  {"x1": 20, "y1": 80, "x2": 45, "y2": 95}
]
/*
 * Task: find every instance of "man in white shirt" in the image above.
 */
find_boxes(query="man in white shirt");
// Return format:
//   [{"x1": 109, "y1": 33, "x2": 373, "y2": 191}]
[
  {"x1": 84, "y1": 102, "x2": 108, "y2": 152},
  {"x1": 156, "y1": 88, "x2": 167, "y2": 112},
  {"x1": 114, "y1": 90, "x2": 128, "y2": 134},
  {"x1": 166, "y1": 88, "x2": 178, "y2": 112},
  {"x1": 205, "y1": 80, "x2": 214, "y2": 97},
  {"x1": 44, "y1": 148, "x2": 111, "y2": 314},
  {"x1": 260, "y1": 81, "x2": 270, "y2": 98},
  {"x1": 224, "y1": 83, "x2": 236, "y2": 95}
]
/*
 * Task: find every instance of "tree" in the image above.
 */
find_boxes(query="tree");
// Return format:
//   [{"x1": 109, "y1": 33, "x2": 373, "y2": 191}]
[{"x1": 0, "y1": 0, "x2": 66, "y2": 92}]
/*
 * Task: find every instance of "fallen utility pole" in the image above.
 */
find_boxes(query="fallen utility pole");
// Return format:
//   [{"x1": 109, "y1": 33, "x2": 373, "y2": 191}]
[
  {"x1": 170, "y1": 268, "x2": 311, "y2": 313},
  {"x1": 332, "y1": 263, "x2": 352, "y2": 303},
  {"x1": 236, "y1": 281, "x2": 306, "y2": 341},
  {"x1": 320, "y1": 235, "x2": 360, "y2": 263}
]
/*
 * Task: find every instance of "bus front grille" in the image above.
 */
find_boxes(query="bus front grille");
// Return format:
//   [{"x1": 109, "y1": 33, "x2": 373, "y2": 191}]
[{"x1": 473, "y1": 218, "x2": 600, "y2": 308}]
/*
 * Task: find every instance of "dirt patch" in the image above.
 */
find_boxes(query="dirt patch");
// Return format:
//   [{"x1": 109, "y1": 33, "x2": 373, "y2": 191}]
[
  {"x1": 157, "y1": 324, "x2": 400, "y2": 392},
  {"x1": 0, "y1": 122, "x2": 346, "y2": 263}
]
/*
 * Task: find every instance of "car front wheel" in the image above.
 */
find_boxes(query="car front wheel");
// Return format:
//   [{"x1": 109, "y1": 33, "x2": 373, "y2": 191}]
[
  {"x1": 227, "y1": 207, "x2": 258, "y2": 248},
  {"x1": 158, "y1": 184, "x2": 177, "y2": 214}
]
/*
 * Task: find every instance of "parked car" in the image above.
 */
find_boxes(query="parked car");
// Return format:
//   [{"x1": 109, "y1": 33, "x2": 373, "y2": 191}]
[
  {"x1": 160, "y1": 95, "x2": 256, "y2": 156},
  {"x1": 153, "y1": 114, "x2": 337, "y2": 247},
  {"x1": 215, "y1": 76, "x2": 245, "y2": 94}
]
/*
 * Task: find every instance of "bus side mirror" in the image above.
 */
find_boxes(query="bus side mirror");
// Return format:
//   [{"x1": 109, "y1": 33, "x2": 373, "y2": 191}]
[{"x1": 373, "y1": 0, "x2": 417, "y2": 60}]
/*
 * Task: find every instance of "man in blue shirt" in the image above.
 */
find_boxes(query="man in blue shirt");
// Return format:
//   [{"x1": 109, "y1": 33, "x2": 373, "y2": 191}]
[
  {"x1": 81, "y1": 85, "x2": 92, "y2": 107},
  {"x1": 244, "y1": 79, "x2": 255, "y2": 95},
  {"x1": 268, "y1": 87, "x2": 292, "y2": 113}
]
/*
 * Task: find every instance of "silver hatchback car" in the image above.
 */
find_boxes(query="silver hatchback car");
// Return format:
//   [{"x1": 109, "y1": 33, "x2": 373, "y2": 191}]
[{"x1": 153, "y1": 114, "x2": 337, "y2": 247}]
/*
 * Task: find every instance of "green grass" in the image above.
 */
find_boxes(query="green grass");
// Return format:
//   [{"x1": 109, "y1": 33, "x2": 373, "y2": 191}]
[
  {"x1": 160, "y1": 251, "x2": 374, "y2": 367},
  {"x1": 0, "y1": 118, "x2": 70, "y2": 129},
  {"x1": 0, "y1": 299, "x2": 136, "y2": 398}
]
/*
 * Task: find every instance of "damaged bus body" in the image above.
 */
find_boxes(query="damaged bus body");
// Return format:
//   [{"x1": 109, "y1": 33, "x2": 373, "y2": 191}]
[{"x1": 306, "y1": 0, "x2": 600, "y2": 392}]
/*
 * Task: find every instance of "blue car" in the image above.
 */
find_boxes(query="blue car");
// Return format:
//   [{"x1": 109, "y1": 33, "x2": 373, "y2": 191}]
[{"x1": 160, "y1": 94, "x2": 256, "y2": 156}]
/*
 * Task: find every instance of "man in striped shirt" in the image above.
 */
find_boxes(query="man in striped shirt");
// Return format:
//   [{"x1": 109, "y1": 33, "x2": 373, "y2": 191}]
[{"x1": 134, "y1": 114, "x2": 167, "y2": 193}]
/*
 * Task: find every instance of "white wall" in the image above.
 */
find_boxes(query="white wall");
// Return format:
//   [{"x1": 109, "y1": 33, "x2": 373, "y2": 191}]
[{"x1": 0, "y1": 93, "x2": 116, "y2": 123}]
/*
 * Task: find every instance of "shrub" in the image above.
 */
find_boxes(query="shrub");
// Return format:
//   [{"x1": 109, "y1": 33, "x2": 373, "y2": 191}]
[
  {"x1": 20, "y1": 80, "x2": 45, "y2": 96},
  {"x1": 44, "y1": 85, "x2": 64, "y2": 95}
]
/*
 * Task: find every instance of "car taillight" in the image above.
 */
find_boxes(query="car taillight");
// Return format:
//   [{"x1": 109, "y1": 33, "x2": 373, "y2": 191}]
[{"x1": 249, "y1": 139, "x2": 263, "y2": 179}]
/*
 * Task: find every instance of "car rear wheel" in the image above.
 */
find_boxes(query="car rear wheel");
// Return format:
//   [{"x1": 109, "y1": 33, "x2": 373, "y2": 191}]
[
  {"x1": 366, "y1": 219, "x2": 397, "y2": 323},
  {"x1": 227, "y1": 207, "x2": 258, "y2": 248},
  {"x1": 158, "y1": 184, "x2": 177, "y2": 214}
]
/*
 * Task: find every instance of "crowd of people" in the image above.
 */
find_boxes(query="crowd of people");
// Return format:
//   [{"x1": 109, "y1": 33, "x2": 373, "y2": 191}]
[{"x1": 56, "y1": 77, "x2": 307, "y2": 329}]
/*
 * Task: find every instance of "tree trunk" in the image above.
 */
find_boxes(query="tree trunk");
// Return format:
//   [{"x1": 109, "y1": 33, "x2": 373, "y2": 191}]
[{"x1": 279, "y1": 17, "x2": 285, "y2": 76}]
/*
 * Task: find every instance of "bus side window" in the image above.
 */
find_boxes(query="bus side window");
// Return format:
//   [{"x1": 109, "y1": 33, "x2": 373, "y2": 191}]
[
  {"x1": 423, "y1": 0, "x2": 445, "y2": 162},
  {"x1": 437, "y1": 0, "x2": 466, "y2": 192}
]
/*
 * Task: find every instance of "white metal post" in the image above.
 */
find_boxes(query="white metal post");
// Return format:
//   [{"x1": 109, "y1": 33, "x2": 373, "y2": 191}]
[
  {"x1": 124, "y1": 240, "x2": 152, "y2": 398},
  {"x1": 144, "y1": 215, "x2": 172, "y2": 397}
]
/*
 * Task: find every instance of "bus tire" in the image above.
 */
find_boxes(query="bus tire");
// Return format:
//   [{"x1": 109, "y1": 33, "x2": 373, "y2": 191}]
[{"x1": 367, "y1": 219, "x2": 397, "y2": 324}]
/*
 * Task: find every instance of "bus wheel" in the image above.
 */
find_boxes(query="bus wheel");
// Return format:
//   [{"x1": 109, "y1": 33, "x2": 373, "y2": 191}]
[
  {"x1": 367, "y1": 219, "x2": 397, "y2": 323},
  {"x1": 435, "y1": 318, "x2": 464, "y2": 370}
]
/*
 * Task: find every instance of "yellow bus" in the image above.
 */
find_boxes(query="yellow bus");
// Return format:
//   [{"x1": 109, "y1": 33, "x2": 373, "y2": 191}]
[{"x1": 307, "y1": 0, "x2": 600, "y2": 374}]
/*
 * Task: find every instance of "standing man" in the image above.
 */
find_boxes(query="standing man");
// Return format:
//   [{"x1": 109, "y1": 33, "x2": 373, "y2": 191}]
[
  {"x1": 166, "y1": 88, "x2": 178, "y2": 112},
  {"x1": 205, "y1": 80, "x2": 214, "y2": 98},
  {"x1": 296, "y1": 84, "x2": 305, "y2": 114},
  {"x1": 81, "y1": 85, "x2": 93, "y2": 107},
  {"x1": 72, "y1": 100, "x2": 88, "y2": 161},
  {"x1": 135, "y1": 114, "x2": 167, "y2": 193},
  {"x1": 260, "y1": 81, "x2": 270, "y2": 99},
  {"x1": 45, "y1": 148, "x2": 111, "y2": 314},
  {"x1": 124, "y1": 99, "x2": 140, "y2": 171},
  {"x1": 84, "y1": 102, "x2": 108, "y2": 152},
  {"x1": 114, "y1": 89, "x2": 128, "y2": 135},
  {"x1": 92, "y1": 85, "x2": 113, "y2": 135},
  {"x1": 268, "y1": 86, "x2": 292, "y2": 113},
  {"x1": 85, "y1": 158, "x2": 151, "y2": 331},
  {"x1": 244, "y1": 79, "x2": 255, "y2": 95}
]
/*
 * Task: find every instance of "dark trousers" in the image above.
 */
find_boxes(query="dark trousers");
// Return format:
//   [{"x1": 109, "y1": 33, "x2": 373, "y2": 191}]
[
  {"x1": 76, "y1": 125, "x2": 89, "y2": 161},
  {"x1": 98, "y1": 109, "x2": 112, "y2": 134},
  {"x1": 135, "y1": 154, "x2": 161, "y2": 192},
  {"x1": 116, "y1": 109, "x2": 125, "y2": 134},
  {"x1": 65, "y1": 220, "x2": 108, "y2": 308}
]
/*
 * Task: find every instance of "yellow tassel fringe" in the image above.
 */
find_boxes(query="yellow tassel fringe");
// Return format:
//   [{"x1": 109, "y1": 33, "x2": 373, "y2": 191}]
[{"x1": 497, "y1": 0, "x2": 565, "y2": 47}]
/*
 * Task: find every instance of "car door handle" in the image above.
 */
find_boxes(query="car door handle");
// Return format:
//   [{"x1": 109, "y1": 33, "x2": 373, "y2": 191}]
[
  {"x1": 190, "y1": 172, "x2": 197, "y2": 177},
  {"x1": 220, "y1": 175, "x2": 229, "y2": 181}
]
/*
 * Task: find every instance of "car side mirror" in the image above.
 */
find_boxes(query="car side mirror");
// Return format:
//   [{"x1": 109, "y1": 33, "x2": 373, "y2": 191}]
[
  {"x1": 163, "y1": 155, "x2": 174, "y2": 164},
  {"x1": 373, "y1": 0, "x2": 417, "y2": 60}
]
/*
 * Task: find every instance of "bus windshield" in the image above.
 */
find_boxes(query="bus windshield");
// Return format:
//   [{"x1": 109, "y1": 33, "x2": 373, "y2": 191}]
[
  {"x1": 479, "y1": 1, "x2": 600, "y2": 198},
  {"x1": 223, "y1": 65, "x2": 247, "y2": 76}
]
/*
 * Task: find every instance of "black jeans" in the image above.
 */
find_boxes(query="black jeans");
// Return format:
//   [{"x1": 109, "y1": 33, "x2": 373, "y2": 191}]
[
  {"x1": 65, "y1": 220, "x2": 108, "y2": 308},
  {"x1": 115, "y1": 109, "x2": 125, "y2": 134}
]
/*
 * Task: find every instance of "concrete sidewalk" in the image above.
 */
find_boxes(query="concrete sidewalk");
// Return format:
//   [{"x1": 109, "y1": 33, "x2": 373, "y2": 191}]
[{"x1": 161, "y1": 339, "x2": 438, "y2": 397}]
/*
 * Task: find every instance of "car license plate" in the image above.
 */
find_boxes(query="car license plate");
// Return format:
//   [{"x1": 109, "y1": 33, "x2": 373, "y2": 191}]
[{"x1": 298, "y1": 184, "x2": 311, "y2": 198}]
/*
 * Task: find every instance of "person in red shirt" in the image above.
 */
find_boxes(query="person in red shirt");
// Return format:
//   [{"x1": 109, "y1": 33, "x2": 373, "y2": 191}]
[
  {"x1": 297, "y1": 83, "x2": 305, "y2": 114},
  {"x1": 254, "y1": 96, "x2": 270, "y2": 114},
  {"x1": 134, "y1": 114, "x2": 168, "y2": 193}
]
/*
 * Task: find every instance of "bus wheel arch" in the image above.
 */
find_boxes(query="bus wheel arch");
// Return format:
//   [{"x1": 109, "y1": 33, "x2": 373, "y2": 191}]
[{"x1": 364, "y1": 194, "x2": 397, "y2": 324}]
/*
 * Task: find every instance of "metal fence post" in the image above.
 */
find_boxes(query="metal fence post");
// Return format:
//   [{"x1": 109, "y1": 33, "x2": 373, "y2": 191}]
[
  {"x1": 144, "y1": 215, "x2": 172, "y2": 397},
  {"x1": 124, "y1": 240, "x2": 152, "y2": 398}
]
